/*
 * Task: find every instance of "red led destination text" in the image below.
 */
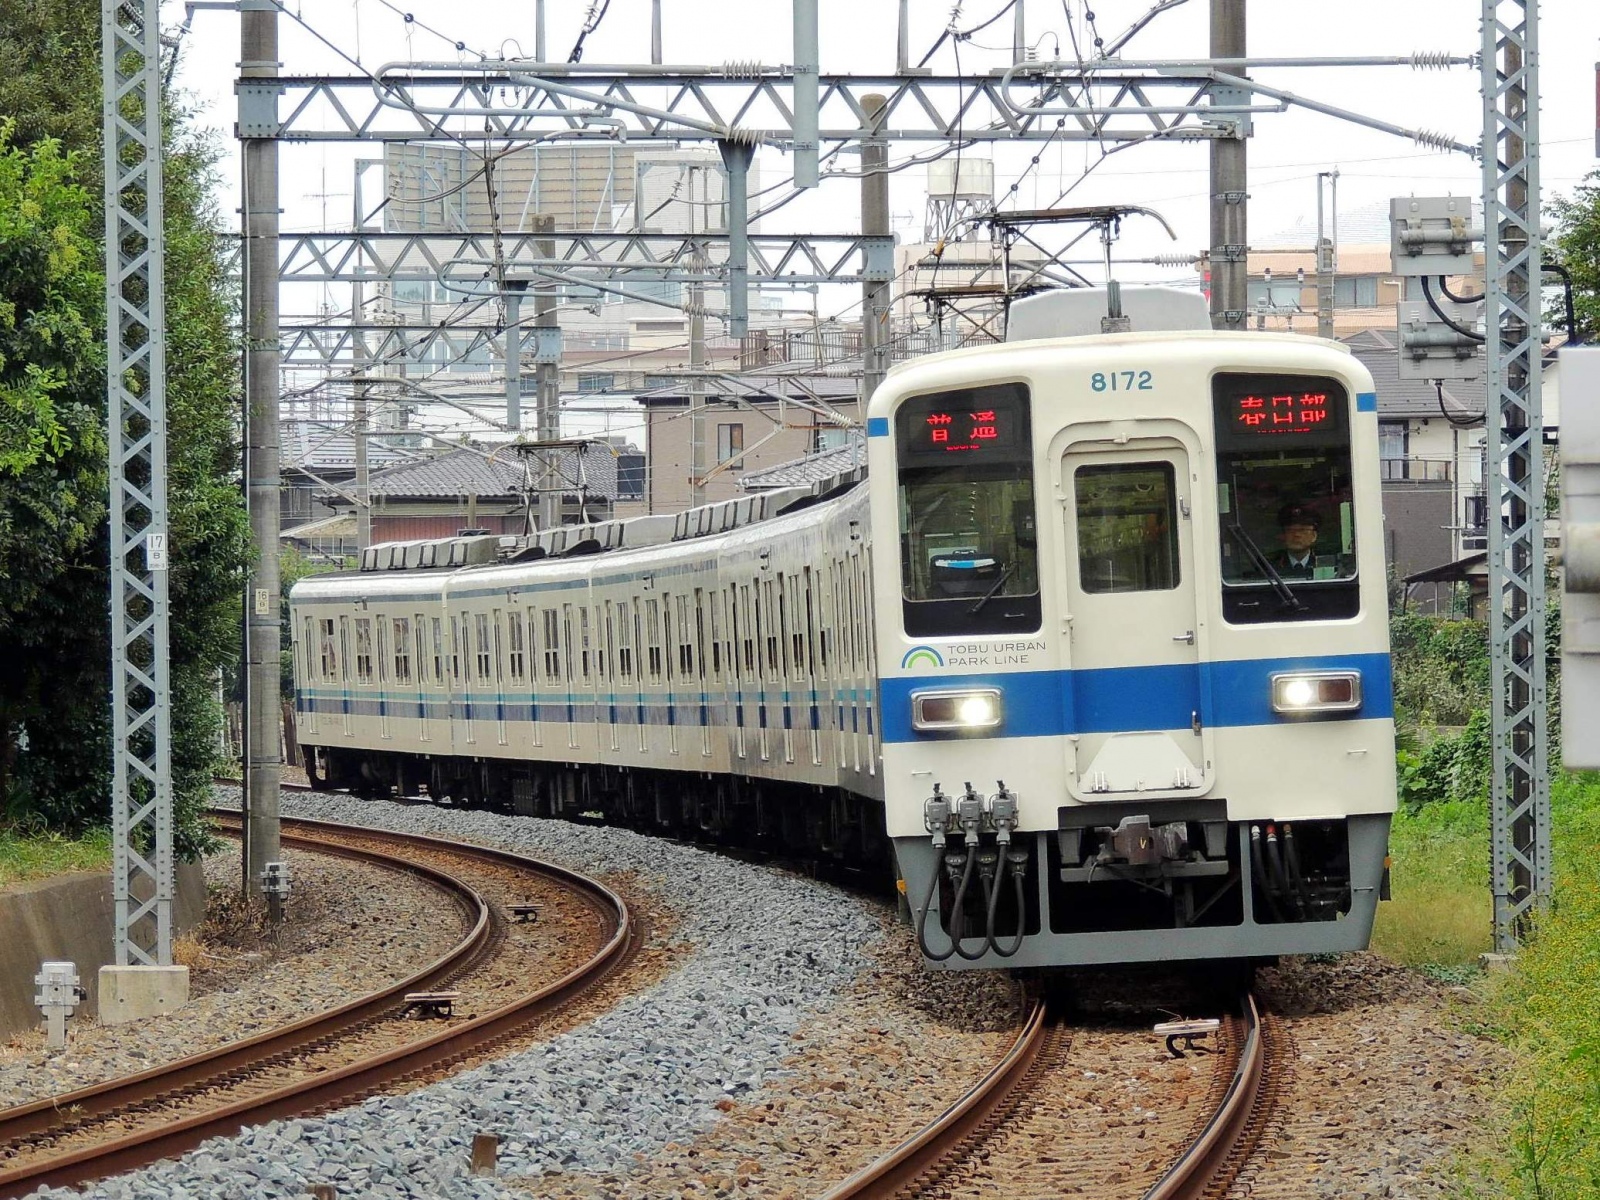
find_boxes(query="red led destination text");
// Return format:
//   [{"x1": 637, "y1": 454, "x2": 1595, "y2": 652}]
[
  {"x1": 1232, "y1": 392, "x2": 1331, "y2": 436},
  {"x1": 923, "y1": 409, "x2": 1004, "y2": 452}
]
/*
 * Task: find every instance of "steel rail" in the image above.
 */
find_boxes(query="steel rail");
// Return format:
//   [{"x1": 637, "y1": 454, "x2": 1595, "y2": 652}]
[
  {"x1": 821, "y1": 992, "x2": 1268, "y2": 1200},
  {"x1": 1141, "y1": 993, "x2": 1266, "y2": 1200},
  {"x1": 0, "y1": 816, "x2": 633, "y2": 1199},
  {"x1": 819, "y1": 999, "x2": 1049, "y2": 1200}
]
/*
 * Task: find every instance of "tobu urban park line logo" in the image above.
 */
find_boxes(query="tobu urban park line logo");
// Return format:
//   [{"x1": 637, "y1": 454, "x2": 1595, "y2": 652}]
[{"x1": 901, "y1": 646, "x2": 945, "y2": 670}]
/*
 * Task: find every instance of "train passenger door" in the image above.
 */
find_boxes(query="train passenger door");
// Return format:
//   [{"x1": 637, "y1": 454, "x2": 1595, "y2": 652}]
[{"x1": 1060, "y1": 435, "x2": 1211, "y2": 797}]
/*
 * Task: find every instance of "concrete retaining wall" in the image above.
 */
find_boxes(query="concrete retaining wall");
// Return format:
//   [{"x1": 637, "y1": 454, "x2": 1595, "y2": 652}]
[{"x1": 0, "y1": 863, "x2": 207, "y2": 1038}]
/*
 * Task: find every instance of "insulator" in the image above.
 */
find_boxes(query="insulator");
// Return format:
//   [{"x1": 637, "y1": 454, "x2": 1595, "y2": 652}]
[
  {"x1": 721, "y1": 59, "x2": 764, "y2": 79},
  {"x1": 1410, "y1": 128, "x2": 1461, "y2": 154},
  {"x1": 1408, "y1": 50, "x2": 1456, "y2": 70},
  {"x1": 1150, "y1": 254, "x2": 1200, "y2": 268},
  {"x1": 723, "y1": 125, "x2": 762, "y2": 146}
]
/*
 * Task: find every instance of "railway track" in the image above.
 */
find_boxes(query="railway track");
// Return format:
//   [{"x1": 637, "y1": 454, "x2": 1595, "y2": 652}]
[
  {"x1": 823, "y1": 993, "x2": 1282, "y2": 1200},
  {"x1": 0, "y1": 815, "x2": 636, "y2": 1199}
]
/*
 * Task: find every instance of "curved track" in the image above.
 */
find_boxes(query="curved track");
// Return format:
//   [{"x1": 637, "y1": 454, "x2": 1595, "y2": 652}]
[
  {"x1": 823, "y1": 993, "x2": 1278, "y2": 1200},
  {"x1": 0, "y1": 815, "x2": 635, "y2": 1199}
]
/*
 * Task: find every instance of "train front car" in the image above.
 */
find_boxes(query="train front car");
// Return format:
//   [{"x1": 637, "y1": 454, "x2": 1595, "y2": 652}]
[{"x1": 871, "y1": 330, "x2": 1396, "y2": 969}]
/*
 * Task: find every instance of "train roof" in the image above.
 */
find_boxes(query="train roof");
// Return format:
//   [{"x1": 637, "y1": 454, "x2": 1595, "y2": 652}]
[{"x1": 292, "y1": 465, "x2": 867, "y2": 592}]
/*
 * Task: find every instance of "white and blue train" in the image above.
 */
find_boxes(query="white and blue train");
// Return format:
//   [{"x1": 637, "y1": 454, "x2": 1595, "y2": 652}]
[{"x1": 290, "y1": 288, "x2": 1396, "y2": 970}]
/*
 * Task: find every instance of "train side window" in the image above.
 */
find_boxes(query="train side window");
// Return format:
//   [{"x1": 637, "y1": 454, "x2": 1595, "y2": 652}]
[
  {"x1": 376, "y1": 618, "x2": 390, "y2": 685},
  {"x1": 477, "y1": 613, "x2": 493, "y2": 682},
  {"x1": 682, "y1": 593, "x2": 698, "y2": 680},
  {"x1": 451, "y1": 616, "x2": 464, "y2": 682},
  {"x1": 507, "y1": 610, "x2": 526, "y2": 682},
  {"x1": 579, "y1": 606, "x2": 592, "y2": 680},
  {"x1": 431, "y1": 617, "x2": 444, "y2": 685},
  {"x1": 662, "y1": 597, "x2": 675, "y2": 683},
  {"x1": 319, "y1": 618, "x2": 335, "y2": 680},
  {"x1": 802, "y1": 567, "x2": 818, "y2": 681},
  {"x1": 354, "y1": 617, "x2": 373, "y2": 684},
  {"x1": 705, "y1": 589, "x2": 721, "y2": 681},
  {"x1": 740, "y1": 585, "x2": 755, "y2": 676},
  {"x1": 646, "y1": 598, "x2": 663, "y2": 681},
  {"x1": 1074, "y1": 462, "x2": 1180, "y2": 593},
  {"x1": 543, "y1": 610, "x2": 561, "y2": 682},
  {"x1": 392, "y1": 617, "x2": 411, "y2": 683},
  {"x1": 763, "y1": 580, "x2": 779, "y2": 677},
  {"x1": 615, "y1": 601, "x2": 628, "y2": 680},
  {"x1": 774, "y1": 576, "x2": 790, "y2": 681},
  {"x1": 414, "y1": 615, "x2": 429, "y2": 686},
  {"x1": 603, "y1": 602, "x2": 617, "y2": 681}
]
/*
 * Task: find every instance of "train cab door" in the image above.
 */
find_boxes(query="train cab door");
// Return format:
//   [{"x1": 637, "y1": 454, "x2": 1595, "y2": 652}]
[{"x1": 1059, "y1": 430, "x2": 1213, "y2": 798}]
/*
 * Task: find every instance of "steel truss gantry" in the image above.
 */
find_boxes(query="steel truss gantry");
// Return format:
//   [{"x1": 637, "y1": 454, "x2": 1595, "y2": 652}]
[
  {"x1": 1481, "y1": 0, "x2": 1550, "y2": 950},
  {"x1": 266, "y1": 65, "x2": 1239, "y2": 146},
  {"x1": 103, "y1": 0, "x2": 174, "y2": 965},
  {"x1": 275, "y1": 230, "x2": 893, "y2": 286}
]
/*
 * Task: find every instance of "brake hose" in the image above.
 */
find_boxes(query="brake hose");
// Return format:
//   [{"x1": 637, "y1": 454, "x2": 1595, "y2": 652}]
[{"x1": 917, "y1": 849, "x2": 972, "y2": 962}]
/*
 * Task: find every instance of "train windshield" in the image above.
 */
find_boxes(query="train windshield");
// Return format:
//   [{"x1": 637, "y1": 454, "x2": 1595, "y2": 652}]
[
  {"x1": 896, "y1": 382, "x2": 1041, "y2": 637},
  {"x1": 1213, "y1": 373, "x2": 1359, "y2": 625}
]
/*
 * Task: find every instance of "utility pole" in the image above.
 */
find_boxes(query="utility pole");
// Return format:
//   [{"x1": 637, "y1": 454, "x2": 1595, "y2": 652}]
[
  {"x1": 860, "y1": 94, "x2": 891, "y2": 403},
  {"x1": 1316, "y1": 170, "x2": 1337, "y2": 340},
  {"x1": 689, "y1": 166, "x2": 708, "y2": 508},
  {"x1": 504, "y1": 281, "x2": 525, "y2": 435},
  {"x1": 1482, "y1": 0, "x2": 1549, "y2": 950},
  {"x1": 351, "y1": 272, "x2": 371, "y2": 551},
  {"x1": 1208, "y1": 0, "x2": 1248, "y2": 330},
  {"x1": 103, "y1": 0, "x2": 175, "y2": 969},
  {"x1": 534, "y1": 217, "x2": 561, "y2": 529},
  {"x1": 242, "y1": 1, "x2": 282, "y2": 900}
]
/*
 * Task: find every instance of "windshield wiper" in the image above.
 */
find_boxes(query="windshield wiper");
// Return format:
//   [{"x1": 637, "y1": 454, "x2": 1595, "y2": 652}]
[
  {"x1": 968, "y1": 563, "x2": 1016, "y2": 616},
  {"x1": 1226, "y1": 523, "x2": 1305, "y2": 612}
]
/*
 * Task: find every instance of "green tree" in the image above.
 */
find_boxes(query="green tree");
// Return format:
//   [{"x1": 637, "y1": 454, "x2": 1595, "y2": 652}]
[
  {"x1": 0, "y1": 7, "x2": 249, "y2": 854},
  {"x1": 1548, "y1": 170, "x2": 1600, "y2": 342}
]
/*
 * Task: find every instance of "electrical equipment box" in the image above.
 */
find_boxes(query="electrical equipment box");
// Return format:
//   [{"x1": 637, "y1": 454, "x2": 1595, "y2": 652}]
[
  {"x1": 1391, "y1": 197, "x2": 1485, "y2": 382},
  {"x1": 1560, "y1": 346, "x2": 1600, "y2": 768},
  {"x1": 1397, "y1": 295, "x2": 1484, "y2": 382},
  {"x1": 1390, "y1": 196, "x2": 1478, "y2": 278}
]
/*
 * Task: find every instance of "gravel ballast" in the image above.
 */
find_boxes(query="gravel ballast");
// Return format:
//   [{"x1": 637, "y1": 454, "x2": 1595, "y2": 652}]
[
  {"x1": 24, "y1": 786, "x2": 886, "y2": 1200},
  {"x1": 18, "y1": 787, "x2": 1509, "y2": 1200}
]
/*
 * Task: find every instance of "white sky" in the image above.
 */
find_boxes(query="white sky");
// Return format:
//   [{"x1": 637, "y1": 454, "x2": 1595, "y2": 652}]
[{"x1": 164, "y1": 0, "x2": 1600, "y2": 439}]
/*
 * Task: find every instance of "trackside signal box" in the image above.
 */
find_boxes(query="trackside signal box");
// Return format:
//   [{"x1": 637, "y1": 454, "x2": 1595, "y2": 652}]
[{"x1": 1560, "y1": 346, "x2": 1600, "y2": 768}]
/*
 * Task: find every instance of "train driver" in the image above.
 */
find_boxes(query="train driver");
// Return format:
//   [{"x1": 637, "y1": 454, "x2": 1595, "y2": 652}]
[{"x1": 1271, "y1": 503, "x2": 1329, "y2": 578}]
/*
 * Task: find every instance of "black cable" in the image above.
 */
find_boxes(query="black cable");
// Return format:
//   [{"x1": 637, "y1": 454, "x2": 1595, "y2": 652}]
[
  {"x1": 1542, "y1": 260, "x2": 1581, "y2": 345},
  {"x1": 1436, "y1": 380, "x2": 1483, "y2": 429},
  {"x1": 1434, "y1": 275, "x2": 1481, "y2": 305},
  {"x1": 986, "y1": 848, "x2": 1028, "y2": 957},
  {"x1": 917, "y1": 851, "x2": 969, "y2": 961},
  {"x1": 955, "y1": 851, "x2": 993, "y2": 960},
  {"x1": 917, "y1": 1, "x2": 1019, "y2": 68},
  {"x1": 1249, "y1": 826, "x2": 1285, "y2": 922},
  {"x1": 1421, "y1": 276, "x2": 1486, "y2": 343},
  {"x1": 568, "y1": 0, "x2": 613, "y2": 64}
]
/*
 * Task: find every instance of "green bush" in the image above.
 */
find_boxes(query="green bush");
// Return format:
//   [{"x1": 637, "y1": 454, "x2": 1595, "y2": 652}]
[
  {"x1": 1397, "y1": 708, "x2": 1493, "y2": 813},
  {"x1": 1389, "y1": 612, "x2": 1491, "y2": 727}
]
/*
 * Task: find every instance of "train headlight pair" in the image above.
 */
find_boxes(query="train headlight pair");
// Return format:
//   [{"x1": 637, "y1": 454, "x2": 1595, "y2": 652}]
[
  {"x1": 1270, "y1": 671, "x2": 1362, "y2": 715},
  {"x1": 911, "y1": 688, "x2": 1004, "y2": 733}
]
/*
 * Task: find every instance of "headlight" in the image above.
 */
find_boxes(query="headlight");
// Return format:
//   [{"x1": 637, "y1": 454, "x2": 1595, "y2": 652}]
[
  {"x1": 1270, "y1": 671, "x2": 1362, "y2": 715},
  {"x1": 912, "y1": 687, "x2": 1004, "y2": 732}
]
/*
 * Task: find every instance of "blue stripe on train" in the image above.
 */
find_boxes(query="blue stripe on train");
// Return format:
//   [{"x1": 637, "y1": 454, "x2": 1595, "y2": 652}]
[{"x1": 877, "y1": 653, "x2": 1391, "y2": 743}]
